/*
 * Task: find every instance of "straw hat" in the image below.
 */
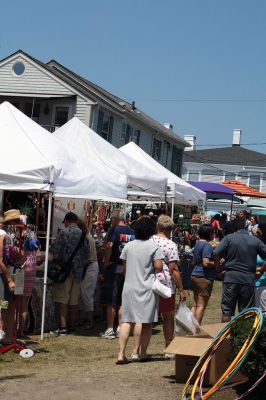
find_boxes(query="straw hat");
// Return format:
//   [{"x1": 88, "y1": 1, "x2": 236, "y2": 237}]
[{"x1": 3, "y1": 209, "x2": 21, "y2": 223}]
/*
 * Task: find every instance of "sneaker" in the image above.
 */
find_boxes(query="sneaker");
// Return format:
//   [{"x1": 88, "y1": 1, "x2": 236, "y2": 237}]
[
  {"x1": 0, "y1": 330, "x2": 6, "y2": 341},
  {"x1": 164, "y1": 353, "x2": 175, "y2": 359},
  {"x1": 49, "y1": 328, "x2": 68, "y2": 336},
  {"x1": 115, "y1": 326, "x2": 120, "y2": 337},
  {"x1": 59, "y1": 329, "x2": 68, "y2": 336},
  {"x1": 99, "y1": 328, "x2": 116, "y2": 339},
  {"x1": 50, "y1": 328, "x2": 60, "y2": 336},
  {"x1": 131, "y1": 353, "x2": 140, "y2": 360}
]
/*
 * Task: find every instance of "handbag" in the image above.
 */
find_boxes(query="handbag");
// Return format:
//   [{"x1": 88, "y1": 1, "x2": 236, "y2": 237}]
[
  {"x1": 48, "y1": 233, "x2": 85, "y2": 283},
  {"x1": 152, "y1": 277, "x2": 172, "y2": 299}
]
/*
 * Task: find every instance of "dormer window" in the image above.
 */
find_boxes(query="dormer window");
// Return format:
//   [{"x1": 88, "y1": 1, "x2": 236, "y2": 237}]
[{"x1": 13, "y1": 62, "x2": 25, "y2": 76}]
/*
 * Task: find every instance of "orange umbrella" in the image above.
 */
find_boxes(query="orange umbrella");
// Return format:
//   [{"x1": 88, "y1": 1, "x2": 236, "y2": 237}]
[{"x1": 223, "y1": 180, "x2": 266, "y2": 198}]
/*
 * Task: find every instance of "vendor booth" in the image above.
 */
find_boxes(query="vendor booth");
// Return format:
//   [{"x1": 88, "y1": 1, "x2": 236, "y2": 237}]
[
  {"x1": 119, "y1": 142, "x2": 206, "y2": 217},
  {"x1": 0, "y1": 101, "x2": 128, "y2": 339},
  {"x1": 54, "y1": 117, "x2": 167, "y2": 200}
]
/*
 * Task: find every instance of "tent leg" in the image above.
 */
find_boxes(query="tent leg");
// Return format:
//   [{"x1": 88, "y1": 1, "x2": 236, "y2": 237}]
[
  {"x1": 171, "y1": 197, "x2": 174, "y2": 220},
  {"x1": 40, "y1": 191, "x2": 53, "y2": 341},
  {"x1": 230, "y1": 194, "x2": 233, "y2": 218}
]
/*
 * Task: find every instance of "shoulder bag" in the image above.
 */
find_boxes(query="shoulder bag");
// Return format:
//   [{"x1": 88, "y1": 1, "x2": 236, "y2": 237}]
[{"x1": 48, "y1": 233, "x2": 85, "y2": 283}]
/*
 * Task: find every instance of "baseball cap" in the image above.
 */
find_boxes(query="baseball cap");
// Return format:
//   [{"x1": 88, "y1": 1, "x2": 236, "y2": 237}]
[{"x1": 62, "y1": 212, "x2": 78, "y2": 223}]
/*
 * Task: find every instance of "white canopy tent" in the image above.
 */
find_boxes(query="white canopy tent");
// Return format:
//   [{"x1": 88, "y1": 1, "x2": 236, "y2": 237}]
[
  {"x1": 120, "y1": 142, "x2": 206, "y2": 216},
  {"x1": 0, "y1": 101, "x2": 128, "y2": 339},
  {"x1": 54, "y1": 117, "x2": 167, "y2": 199}
]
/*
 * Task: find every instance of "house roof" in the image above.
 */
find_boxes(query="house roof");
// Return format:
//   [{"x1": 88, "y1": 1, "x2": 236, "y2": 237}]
[
  {"x1": 183, "y1": 146, "x2": 266, "y2": 167},
  {"x1": 0, "y1": 50, "x2": 188, "y2": 147},
  {"x1": 46, "y1": 59, "x2": 188, "y2": 146}
]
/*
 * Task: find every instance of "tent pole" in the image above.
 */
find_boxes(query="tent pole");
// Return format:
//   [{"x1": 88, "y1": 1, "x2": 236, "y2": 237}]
[
  {"x1": 40, "y1": 190, "x2": 53, "y2": 340},
  {"x1": 171, "y1": 197, "x2": 174, "y2": 220},
  {"x1": 230, "y1": 194, "x2": 233, "y2": 218}
]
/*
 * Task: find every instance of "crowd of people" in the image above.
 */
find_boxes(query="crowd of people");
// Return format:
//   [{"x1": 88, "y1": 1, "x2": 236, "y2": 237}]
[{"x1": 0, "y1": 207, "x2": 265, "y2": 366}]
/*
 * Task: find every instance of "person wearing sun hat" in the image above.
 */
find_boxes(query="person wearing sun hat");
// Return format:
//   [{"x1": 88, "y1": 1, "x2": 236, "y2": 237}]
[{"x1": 0, "y1": 209, "x2": 21, "y2": 342}]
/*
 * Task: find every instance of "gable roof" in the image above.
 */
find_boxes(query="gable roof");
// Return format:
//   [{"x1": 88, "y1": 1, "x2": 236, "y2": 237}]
[
  {"x1": 183, "y1": 146, "x2": 266, "y2": 167},
  {"x1": 46, "y1": 59, "x2": 188, "y2": 146},
  {"x1": 0, "y1": 50, "x2": 188, "y2": 146}
]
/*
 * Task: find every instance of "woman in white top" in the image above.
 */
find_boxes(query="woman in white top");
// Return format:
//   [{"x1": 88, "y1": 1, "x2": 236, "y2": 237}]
[{"x1": 152, "y1": 215, "x2": 186, "y2": 354}]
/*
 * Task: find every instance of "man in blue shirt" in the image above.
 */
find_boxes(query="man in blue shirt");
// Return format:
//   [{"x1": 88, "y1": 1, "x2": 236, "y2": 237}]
[
  {"x1": 214, "y1": 217, "x2": 266, "y2": 322},
  {"x1": 100, "y1": 212, "x2": 135, "y2": 339}
]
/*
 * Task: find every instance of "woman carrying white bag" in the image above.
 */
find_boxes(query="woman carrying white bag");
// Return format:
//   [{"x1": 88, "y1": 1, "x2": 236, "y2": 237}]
[
  {"x1": 116, "y1": 216, "x2": 163, "y2": 365},
  {"x1": 152, "y1": 215, "x2": 186, "y2": 356}
]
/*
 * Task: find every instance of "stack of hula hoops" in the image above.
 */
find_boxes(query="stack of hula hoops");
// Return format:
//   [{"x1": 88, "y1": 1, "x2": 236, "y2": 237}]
[{"x1": 181, "y1": 307, "x2": 266, "y2": 400}]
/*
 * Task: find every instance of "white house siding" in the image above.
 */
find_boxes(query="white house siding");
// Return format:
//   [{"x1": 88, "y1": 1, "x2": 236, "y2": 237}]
[
  {"x1": 74, "y1": 97, "x2": 90, "y2": 125},
  {"x1": 138, "y1": 130, "x2": 153, "y2": 154},
  {"x1": 261, "y1": 175, "x2": 266, "y2": 193},
  {"x1": 183, "y1": 159, "x2": 266, "y2": 194},
  {"x1": 0, "y1": 56, "x2": 75, "y2": 96},
  {"x1": 201, "y1": 174, "x2": 223, "y2": 183}
]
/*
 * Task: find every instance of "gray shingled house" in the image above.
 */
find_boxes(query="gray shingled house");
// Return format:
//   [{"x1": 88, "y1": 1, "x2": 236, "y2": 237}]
[{"x1": 182, "y1": 130, "x2": 266, "y2": 193}]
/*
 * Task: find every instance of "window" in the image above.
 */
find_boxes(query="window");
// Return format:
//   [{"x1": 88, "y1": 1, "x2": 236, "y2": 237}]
[
  {"x1": 224, "y1": 173, "x2": 235, "y2": 182},
  {"x1": 97, "y1": 110, "x2": 113, "y2": 142},
  {"x1": 152, "y1": 138, "x2": 162, "y2": 160},
  {"x1": 54, "y1": 106, "x2": 69, "y2": 127},
  {"x1": 164, "y1": 141, "x2": 171, "y2": 167},
  {"x1": 171, "y1": 145, "x2": 182, "y2": 176},
  {"x1": 249, "y1": 175, "x2": 261, "y2": 191},
  {"x1": 188, "y1": 171, "x2": 200, "y2": 181},
  {"x1": 121, "y1": 124, "x2": 140, "y2": 144},
  {"x1": 13, "y1": 62, "x2": 25, "y2": 76},
  {"x1": 133, "y1": 128, "x2": 140, "y2": 144},
  {"x1": 25, "y1": 102, "x2": 40, "y2": 123}
]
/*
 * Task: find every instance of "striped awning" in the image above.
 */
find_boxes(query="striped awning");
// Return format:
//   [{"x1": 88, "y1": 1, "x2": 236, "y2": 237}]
[{"x1": 223, "y1": 180, "x2": 266, "y2": 198}]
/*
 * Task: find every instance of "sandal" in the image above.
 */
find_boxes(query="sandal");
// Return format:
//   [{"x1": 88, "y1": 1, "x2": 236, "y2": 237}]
[{"x1": 116, "y1": 357, "x2": 131, "y2": 365}]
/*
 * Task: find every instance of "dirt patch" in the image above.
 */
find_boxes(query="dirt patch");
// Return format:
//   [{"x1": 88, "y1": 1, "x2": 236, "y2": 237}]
[{"x1": 0, "y1": 282, "x2": 262, "y2": 399}]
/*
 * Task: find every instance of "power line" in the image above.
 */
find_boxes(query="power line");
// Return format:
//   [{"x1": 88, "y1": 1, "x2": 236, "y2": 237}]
[
  {"x1": 125, "y1": 98, "x2": 266, "y2": 102},
  {"x1": 196, "y1": 142, "x2": 266, "y2": 147}
]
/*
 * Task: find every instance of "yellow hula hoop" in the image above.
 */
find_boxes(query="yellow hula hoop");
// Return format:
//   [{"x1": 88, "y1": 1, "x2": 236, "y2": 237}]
[{"x1": 181, "y1": 307, "x2": 264, "y2": 400}]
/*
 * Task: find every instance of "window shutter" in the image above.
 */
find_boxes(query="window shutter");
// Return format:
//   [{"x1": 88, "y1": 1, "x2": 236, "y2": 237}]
[
  {"x1": 108, "y1": 116, "x2": 113, "y2": 143},
  {"x1": 97, "y1": 110, "x2": 104, "y2": 134},
  {"x1": 121, "y1": 123, "x2": 127, "y2": 143}
]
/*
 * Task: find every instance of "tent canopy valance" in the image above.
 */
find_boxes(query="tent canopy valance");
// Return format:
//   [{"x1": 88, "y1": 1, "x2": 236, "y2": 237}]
[
  {"x1": 223, "y1": 180, "x2": 266, "y2": 198},
  {"x1": 120, "y1": 142, "x2": 206, "y2": 206}
]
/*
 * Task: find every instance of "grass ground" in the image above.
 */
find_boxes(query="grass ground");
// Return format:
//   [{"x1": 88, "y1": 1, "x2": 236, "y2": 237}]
[{"x1": 0, "y1": 282, "x2": 264, "y2": 399}]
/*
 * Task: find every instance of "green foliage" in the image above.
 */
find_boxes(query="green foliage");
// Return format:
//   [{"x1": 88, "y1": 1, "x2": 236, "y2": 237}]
[
  {"x1": 231, "y1": 317, "x2": 266, "y2": 378},
  {"x1": 18, "y1": 201, "x2": 34, "y2": 218}
]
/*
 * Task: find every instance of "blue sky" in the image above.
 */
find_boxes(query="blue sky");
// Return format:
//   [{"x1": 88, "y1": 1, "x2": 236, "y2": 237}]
[{"x1": 1, "y1": 0, "x2": 266, "y2": 152}]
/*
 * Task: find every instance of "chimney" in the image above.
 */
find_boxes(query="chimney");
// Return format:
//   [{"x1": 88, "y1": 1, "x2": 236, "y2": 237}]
[
  {"x1": 232, "y1": 129, "x2": 241, "y2": 146},
  {"x1": 184, "y1": 134, "x2": 196, "y2": 151},
  {"x1": 163, "y1": 123, "x2": 173, "y2": 131}
]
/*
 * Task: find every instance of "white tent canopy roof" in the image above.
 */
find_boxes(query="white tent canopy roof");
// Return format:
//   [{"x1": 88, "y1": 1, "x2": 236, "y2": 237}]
[
  {"x1": 120, "y1": 142, "x2": 206, "y2": 206},
  {"x1": 0, "y1": 102, "x2": 127, "y2": 199},
  {"x1": 54, "y1": 117, "x2": 167, "y2": 198}
]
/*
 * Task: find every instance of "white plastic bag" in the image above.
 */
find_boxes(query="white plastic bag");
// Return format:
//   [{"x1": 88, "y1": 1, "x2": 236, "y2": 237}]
[
  {"x1": 175, "y1": 301, "x2": 200, "y2": 335},
  {"x1": 152, "y1": 278, "x2": 172, "y2": 299}
]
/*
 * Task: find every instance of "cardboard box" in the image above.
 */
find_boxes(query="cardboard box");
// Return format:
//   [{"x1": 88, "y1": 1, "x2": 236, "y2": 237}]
[{"x1": 165, "y1": 323, "x2": 246, "y2": 385}]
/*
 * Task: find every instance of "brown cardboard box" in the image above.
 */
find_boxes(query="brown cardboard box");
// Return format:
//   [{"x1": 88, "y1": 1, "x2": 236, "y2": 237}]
[{"x1": 164, "y1": 323, "x2": 246, "y2": 385}]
